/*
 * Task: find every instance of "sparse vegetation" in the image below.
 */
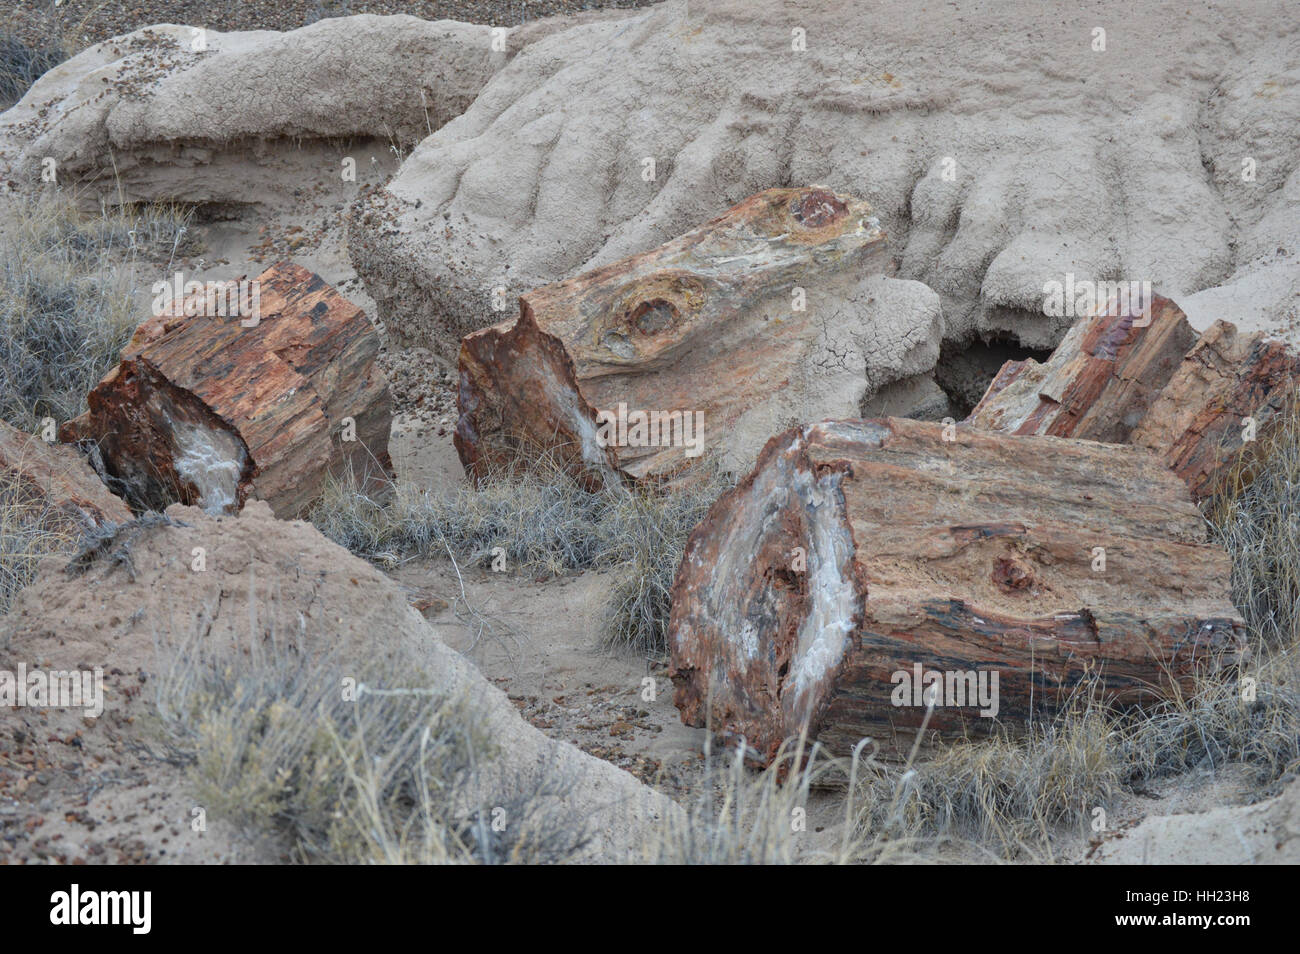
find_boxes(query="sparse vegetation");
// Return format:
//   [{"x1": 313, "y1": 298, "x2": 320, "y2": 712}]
[
  {"x1": 1210, "y1": 401, "x2": 1300, "y2": 651},
  {"x1": 151, "y1": 625, "x2": 593, "y2": 864},
  {"x1": 648, "y1": 734, "x2": 894, "y2": 864},
  {"x1": 0, "y1": 0, "x2": 1292, "y2": 872},
  {"x1": 309, "y1": 458, "x2": 728, "y2": 655},
  {"x1": 0, "y1": 32, "x2": 65, "y2": 110},
  {"x1": 1114, "y1": 402, "x2": 1300, "y2": 789},
  {"x1": 844, "y1": 645, "x2": 1300, "y2": 861},
  {"x1": 0, "y1": 193, "x2": 197, "y2": 432},
  {"x1": 1117, "y1": 651, "x2": 1300, "y2": 789},
  {"x1": 0, "y1": 469, "x2": 80, "y2": 616},
  {"x1": 302, "y1": 410, "x2": 1300, "y2": 862},
  {"x1": 851, "y1": 696, "x2": 1118, "y2": 861}
]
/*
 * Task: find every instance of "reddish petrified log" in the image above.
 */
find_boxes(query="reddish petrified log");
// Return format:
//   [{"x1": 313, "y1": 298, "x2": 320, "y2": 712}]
[
  {"x1": 62, "y1": 262, "x2": 392, "y2": 516},
  {"x1": 966, "y1": 292, "x2": 1195, "y2": 442},
  {"x1": 0, "y1": 420, "x2": 130, "y2": 530},
  {"x1": 968, "y1": 287, "x2": 1300, "y2": 502},
  {"x1": 668, "y1": 417, "x2": 1246, "y2": 763},
  {"x1": 455, "y1": 187, "x2": 889, "y2": 488},
  {"x1": 1129, "y1": 320, "x2": 1300, "y2": 502}
]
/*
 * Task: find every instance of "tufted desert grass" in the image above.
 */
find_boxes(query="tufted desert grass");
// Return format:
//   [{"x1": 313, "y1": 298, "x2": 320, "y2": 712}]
[
  {"x1": 1209, "y1": 399, "x2": 1300, "y2": 651},
  {"x1": 0, "y1": 31, "x2": 65, "y2": 110},
  {"x1": 1110, "y1": 406, "x2": 1300, "y2": 790},
  {"x1": 0, "y1": 468, "x2": 81, "y2": 618},
  {"x1": 0, "y1": 192, "x2": 197, "y2": 432},
  {"x1": 646, "y1": 734, "x2": 857, "y2": 864},
  {"x1": 1127, "y1": 400, "x2": 1300, "y2": 788},
  {"x1": 309, "y1": 456, "x2": 728, "y2": 656},
  {"x1": 841, "y1": 647, "x2": 1299, "y2": 862},
  {"x1": 151, "y1": 619, "x2": 592, "y2": 864},
  {"x1": 0, "y1": 194, "x2": 193, "y2": 616}
]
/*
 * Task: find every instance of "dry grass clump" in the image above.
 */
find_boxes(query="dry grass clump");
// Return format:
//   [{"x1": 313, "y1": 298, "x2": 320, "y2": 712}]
[
  {"x1": 599, "y1": 484, "x2": 722, "y2": 656},
  {"x1": 647, "y1": 735, "x2": 902, "y2": 864},
  {"x1": 846, "y1": 633, "x2": 1298, "y2": 860},
  {"x1": 851, "y1": 696, "x2": 1119, "y2": 861},
  {"x1": 1130, "y1": 400, "x2": 1300, "y2": 787},
  {"x1": 0, "y1": 192, "x2": 196, "y2": 431},
  {"x1": 0, "y1": 190, "x2": 183, "y2": 617},
  {"x1": 309, "y1": 458, "x2": 727, "y2": 655},
  {"x1": 0, "y1": 468, "x2": 83, "y2": 616},
  {"x1": 649, "y1": 719, "x2": 1107, "y2": 864},
  {"x1": 1209, "y1": 401, "x2": 1300, "y2": 651},
  {"x1": 1116, "y1": 633, "x2": 1300, "y2": 789},
  {"x1": 151, "y1": 625, "x2": 592, "y2": 864},
  {"x1": 850, "y1": 646, "x2": 1300, "y2": 863},
  {"x1": 0, "y1": 31, "x2": 64, "y2": 109}
]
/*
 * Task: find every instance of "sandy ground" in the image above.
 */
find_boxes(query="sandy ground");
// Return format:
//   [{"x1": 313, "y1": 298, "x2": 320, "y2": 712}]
[{"x1": 386, "y1": 425, "x2": 697, "y2": 790}]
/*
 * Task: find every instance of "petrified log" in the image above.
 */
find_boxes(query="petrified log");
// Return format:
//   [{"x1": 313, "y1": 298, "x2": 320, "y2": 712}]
[
  {"x1": 62, "y1": 262, "x2": 392, "y2": 517},
  {"x1": 667, "y1": 417, "x2": 1246, "y2": 763},
  {"x1": 0, "y1": 420, "x2": 130, "y2": 530},
  {"x1": 966, "y1": 292, "x2": 1195, "y2": 442},
  {"x1": 1128, "y1": 320, "x2": 1300, "y2": 502},
  {"x1": 968, "y1": 287, "x2": 1300, "y2": 502},
  {"x1": 455, "y1": 187, "x2": 890, "y2": 488}
]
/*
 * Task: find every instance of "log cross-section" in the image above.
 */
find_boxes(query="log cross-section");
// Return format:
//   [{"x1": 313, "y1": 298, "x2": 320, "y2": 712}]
[
  {"x1": 668, "y1": 417, "x2": 1246, "y2": 763},
  {"x1": 62, "y1": 262, "x2": 392, "y2": 517}
]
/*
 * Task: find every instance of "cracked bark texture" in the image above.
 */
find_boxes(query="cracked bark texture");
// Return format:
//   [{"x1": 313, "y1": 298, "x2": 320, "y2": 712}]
[
  {"x1": 668, "y1": 417, "x2": 1246, "y2": 764},
  {"x1": 456, "y1": 186, "x2": 942, "y2": 484},
  {"x1": 966, "y1": 293, "x2": 1196, "y2": 441},
  {"x1": 1129, "y1": 321, "x2": 1300, "y2": 502},
  {"x1": 62, "y1": 262, "x2": 392, "y2": 517}
]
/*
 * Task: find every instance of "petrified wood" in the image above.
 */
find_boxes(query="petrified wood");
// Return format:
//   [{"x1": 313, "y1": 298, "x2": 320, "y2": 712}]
[
  {"x1": 62, "y1": 262, "x2": 392, "y2": 516},
  {"x1": 0, "y1": 420, "x2": 130, "y2": 530},
  {"x1": 667, "y1": 417, "x2": 1246, "y2": 764},
  {"x1": 455, "y1": 186, "x2": 889, "y2": 488},
  {"x1": 966, "y1": 292, "x2": 1195, "y2": 442},
  {"x1": 1129, "y1": 320, "x2": 1300, "y2": 502},
  {"x1": 968, "y1": 287, "x2": 1300, "y2": 502}
]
